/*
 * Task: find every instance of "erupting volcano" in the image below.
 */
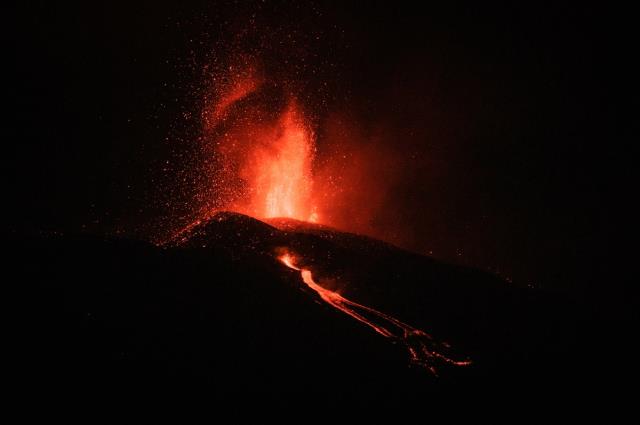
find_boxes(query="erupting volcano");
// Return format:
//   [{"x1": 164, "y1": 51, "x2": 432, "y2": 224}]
[
  {"x1": 7, "y1": 0, "x2": 611, "y2": 401},
  {"x1": 178, "y1": 58, "x2": 476, "y2": 375}
]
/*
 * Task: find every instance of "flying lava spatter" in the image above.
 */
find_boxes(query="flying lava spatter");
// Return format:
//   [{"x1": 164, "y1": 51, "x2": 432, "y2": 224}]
[
  {"x1": 242, "y1": 103, "x2": 316, "y2": 221},
  {"x1": 279, "y1": 252, "x2": 471, "y2": 375},
  {"x1": 201, "y1": 62, "x2": 318, "y2": 223}
]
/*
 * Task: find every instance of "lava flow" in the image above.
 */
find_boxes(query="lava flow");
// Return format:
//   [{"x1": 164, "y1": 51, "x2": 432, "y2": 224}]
[{"x1": 279, "y1": 251, "x2": 471, "y2": 375}]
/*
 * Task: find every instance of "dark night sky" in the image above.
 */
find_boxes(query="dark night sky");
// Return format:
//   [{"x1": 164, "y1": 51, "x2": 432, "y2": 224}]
[{"x1": 4, "y1": 2, "x2": 626, "y2": 307}]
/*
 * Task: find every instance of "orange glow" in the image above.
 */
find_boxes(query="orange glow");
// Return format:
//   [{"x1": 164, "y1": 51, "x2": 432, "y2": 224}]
[
  {"x1": 193, "y1": 59, "x2": 416, "y2": 247},
  {"x1": 203, "y1": 63, "x2": 262, "y2": 129},
  {"x1": 241, "y1": 104, "x2": 316, "y2": 221},
  {"x1": 280, "y1": 253, "x2": 300, "y2": 271},
  {"x1": 278, "y1": 251, "x2": 471, "y2": 375},
  {"x1": 202, "y1": 62, "x2": 318, "y2": 223}
]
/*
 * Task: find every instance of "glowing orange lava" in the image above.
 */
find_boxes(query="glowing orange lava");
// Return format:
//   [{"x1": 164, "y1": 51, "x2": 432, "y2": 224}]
[
  {"x1": 202, "y1": 63, "x2": 318, "y2": 223},
  {"x1": 240, "y1": 103, "x2": 316, "y2": 221},
  {"x1": 279, "y1": 251, "x2": 471, "y2": 375}
]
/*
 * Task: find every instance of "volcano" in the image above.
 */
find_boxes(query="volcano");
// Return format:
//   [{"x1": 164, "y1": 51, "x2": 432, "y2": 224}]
[{"x1": 7, "y1": 211, "x2": 591, "y2": 401}]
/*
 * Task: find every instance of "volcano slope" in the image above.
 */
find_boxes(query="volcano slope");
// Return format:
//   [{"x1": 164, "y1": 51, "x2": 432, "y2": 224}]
[{"x1": 6, "y1": 212, "x2": 594, "y2": 400}]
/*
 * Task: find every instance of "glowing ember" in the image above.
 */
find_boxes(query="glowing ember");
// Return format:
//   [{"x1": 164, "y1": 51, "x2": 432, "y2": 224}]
[{"x1": 279, "y1": 251, "x2": 471, "y2": 375}]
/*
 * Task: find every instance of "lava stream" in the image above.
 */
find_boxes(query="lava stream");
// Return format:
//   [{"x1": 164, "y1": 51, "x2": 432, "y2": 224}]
[{"x1": 279, "y1": 252, "x2": 471, "y2": 375}]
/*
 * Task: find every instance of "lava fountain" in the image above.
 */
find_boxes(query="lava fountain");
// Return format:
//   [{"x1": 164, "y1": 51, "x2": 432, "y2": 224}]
[
  {"x1": 201, "y1": 62, "x2": 318, "y2": 223},
  {"x1": 241, "y1": 103, "x2": 316, "y2": 221},
  {"x1": 279, "y1": 251, "x2": 471, "y2": 375}
]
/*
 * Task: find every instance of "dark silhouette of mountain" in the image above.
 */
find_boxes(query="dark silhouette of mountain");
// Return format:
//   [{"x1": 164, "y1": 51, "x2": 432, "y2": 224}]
[{"x1": 4, "y1": 212, "x2": 609, "y2": 402}]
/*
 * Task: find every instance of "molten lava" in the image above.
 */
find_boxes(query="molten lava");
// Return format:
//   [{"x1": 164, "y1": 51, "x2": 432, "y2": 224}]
[
  {"x1": 279, "y1": 251, "x2": 471, "y2": 375},
  {"x1": 202, "y1": 63, "x2": 318, "y2": 223},
  {"x1": 241, "y1": 103, "x2": 315, "y2": 221}
]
